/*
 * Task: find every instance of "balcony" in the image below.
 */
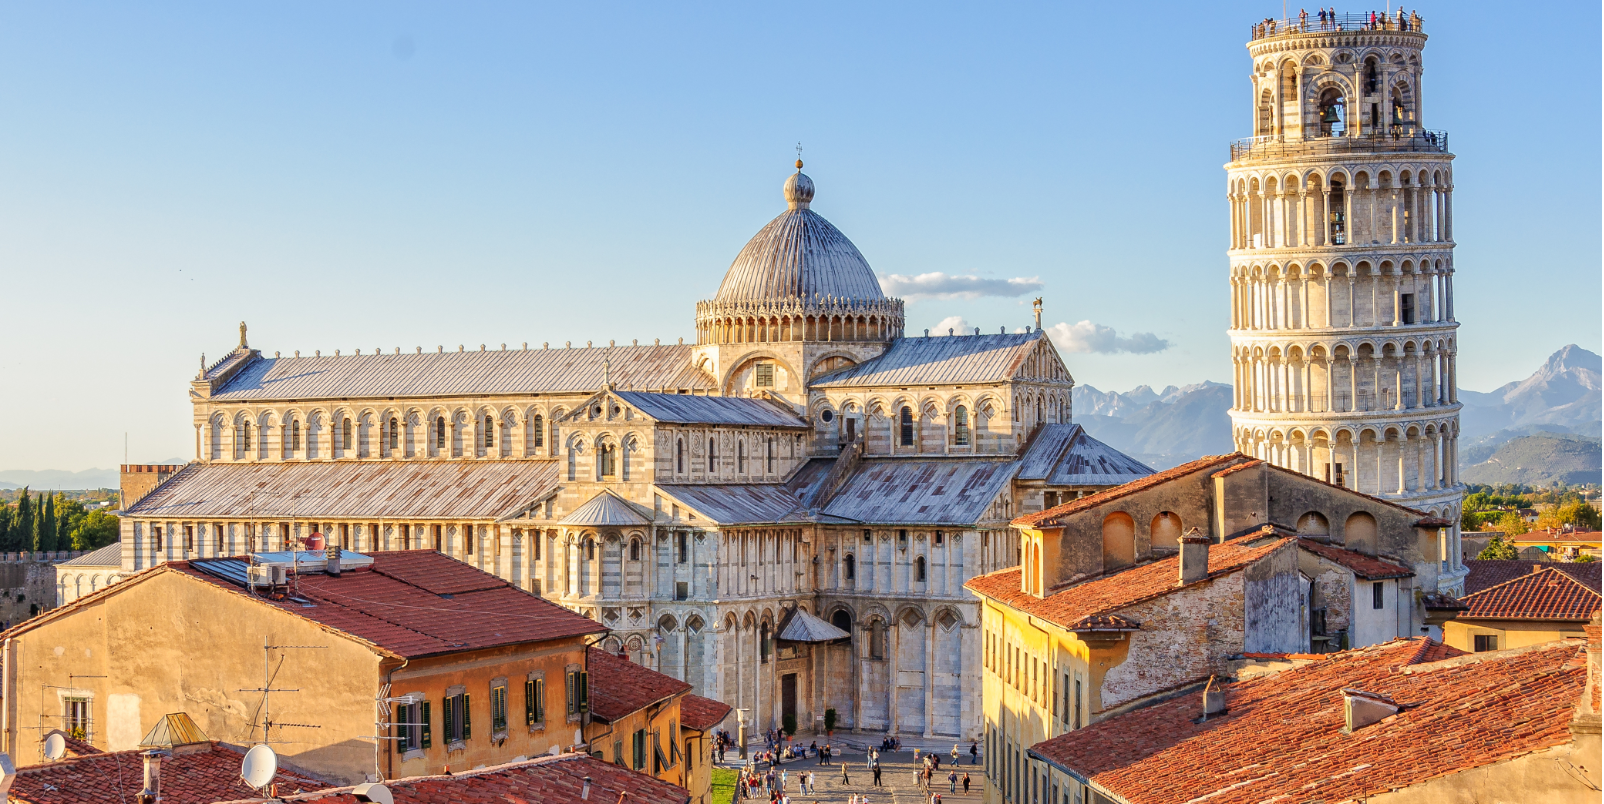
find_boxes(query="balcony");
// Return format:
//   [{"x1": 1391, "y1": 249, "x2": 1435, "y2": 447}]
[
  {"x1": 1250, "y1": 12, "x2": 1423, "y2": 41},
  {"x1": 1230, "y1": 130, "x2": 1448, "y2": 163}
]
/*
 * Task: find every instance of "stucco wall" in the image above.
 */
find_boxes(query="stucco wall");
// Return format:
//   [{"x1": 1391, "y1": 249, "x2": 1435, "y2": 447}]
[{"x1": 1365, "y1": 735, "x2": 1601, "y2": 804}]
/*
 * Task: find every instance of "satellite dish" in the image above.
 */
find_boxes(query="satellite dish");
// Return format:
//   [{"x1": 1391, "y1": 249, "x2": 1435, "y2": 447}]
[
  {"x1": 43, "y1": 733, "x2": 66, "y2": 761},
  {"x1": 240, "y1": 744, "x2": 278, "y2": 791},
  {"x1": 351, "y1": 782, "x2": 394, "y2": 804}
]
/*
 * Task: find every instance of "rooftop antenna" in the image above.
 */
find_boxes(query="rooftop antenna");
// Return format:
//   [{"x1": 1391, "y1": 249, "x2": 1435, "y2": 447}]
[
  {"x1": 239, "y1": 636, "x2": 326, "y2": 746},
  {"x1": 372, "y1": 683, "x2": 429, "y2": 782}
]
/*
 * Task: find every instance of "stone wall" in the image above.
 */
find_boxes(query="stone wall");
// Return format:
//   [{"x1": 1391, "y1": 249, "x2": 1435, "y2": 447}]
[{"x1": 0, "y1": 552, "x2": 86, "y2": 627}]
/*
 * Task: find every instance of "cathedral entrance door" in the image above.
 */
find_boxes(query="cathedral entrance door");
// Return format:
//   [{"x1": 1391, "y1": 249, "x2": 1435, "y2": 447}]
[{"x1": 781, "y1": 673, "x2": 797, "y2": 727}]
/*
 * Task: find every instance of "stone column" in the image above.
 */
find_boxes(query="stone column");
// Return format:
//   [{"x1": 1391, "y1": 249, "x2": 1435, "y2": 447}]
[
  {"x1": 888, "y1": 618, "x2": 901, "y2": 732},
  {"x1": 1325, "y1": 358, "x2": 1335, "y2": 412},
  {"x1": 1299, "y1": 189, "x2": 1310, "y2": 246},
  {"x1": 1350, "y1": 439, "x2": 1360, "y2": 491},
  {"x1": 924, "y1": 616, "x2": 936, "y2": 738},
  {"x1": 1348, "y1": 355, "x2": 1358, "y2": 412}
]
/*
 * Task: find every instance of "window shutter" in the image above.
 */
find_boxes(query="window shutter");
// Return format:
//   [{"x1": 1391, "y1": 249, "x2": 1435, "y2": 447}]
[
  {"x1": 421, "y1": 700, "x2": 432, "y2": 749},
  {"x1": 526, "y1": 680, "x2": 535, "y2": 726},
  {"x1": 566, "y1": 672, "x2": 576, "y2": 714},
  {"x1": 462, "y1": 693, "x2": 471, "y2": 740},
  {"x1": 394, "y1": 704, "x2": 405, "y2": 752},
  {"x1": 578, "y1": 672, "x2": 589, "y2": 713},
  {"x1": 443, "y1": 697, "x2": 453, "y2": 742},
  {"x1": 536, "y1": 679, "x2": 545, "y2": 722}
]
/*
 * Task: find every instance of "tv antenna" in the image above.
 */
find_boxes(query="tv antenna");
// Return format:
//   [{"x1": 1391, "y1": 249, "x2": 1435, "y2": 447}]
[
  {"x1": 371, "y1": 682, "x2": 428, "y2": 782},
  {"x1": 238, "y1": 637, "x2": 327, "y2": 745}
]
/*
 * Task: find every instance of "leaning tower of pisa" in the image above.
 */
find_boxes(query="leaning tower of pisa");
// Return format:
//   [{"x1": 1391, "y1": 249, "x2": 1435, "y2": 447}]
[{"x1": 1225, "y1": 12, "x2": 1464, "y2": 591}]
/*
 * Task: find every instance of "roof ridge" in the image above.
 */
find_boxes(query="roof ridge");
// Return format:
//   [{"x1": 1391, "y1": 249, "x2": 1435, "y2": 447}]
[
  {"x1": 1013, "y1": 453, "x2": 1248, "y2": 528},
  {"x1": 1462, "y1": 566, "x2": 1603, "y2": 601}
]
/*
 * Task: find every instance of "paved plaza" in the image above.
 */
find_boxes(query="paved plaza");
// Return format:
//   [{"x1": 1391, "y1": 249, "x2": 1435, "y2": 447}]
[{"x1": 717, "y1": 739, "x2": 988, "y2": 804}]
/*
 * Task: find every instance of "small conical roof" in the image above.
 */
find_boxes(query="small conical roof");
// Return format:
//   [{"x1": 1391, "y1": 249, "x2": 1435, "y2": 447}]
[{"x1": 139, "y1": 712, "x2": 209, "y2": 749}]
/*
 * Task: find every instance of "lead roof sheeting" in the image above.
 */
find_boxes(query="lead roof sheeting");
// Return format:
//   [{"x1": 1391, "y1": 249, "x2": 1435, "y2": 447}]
[
  {"x1": 821, "y1": 459, "x2": 1015, "y2": 525},
  {"x1": 208, "y1": 344, "x2": 714, "y2": 401},
  {"x1": 776, "y1": 608, "x2": 851, "y2": 643},
  {"x1": 560, "y1": 490, "x2": 654, "y2": 527},
  {"x1": 1047, "y1": 428, "x2": 1156, "y2": 486},
  {"x1": 654, "y1": 484, "x2": 809, "y2": 526},
  {"x1": 1015, "y1": 424, "x2": 1083, "y2": 480},
  {"x1": 810, "y1": 332, "x2": 1043, "y2": 388},
  {"x1": 613, "y1": 392, "x2": 808, "y2": 428},
  {"x1": 60, "y1": 542, "x2": 123, "y2": 567},
  {"x1": 123, "y1": 460, "x2": 559, "y2": 521},
  {"x1": 715, "y1": 207, "x2": 885, "y2": 303}
]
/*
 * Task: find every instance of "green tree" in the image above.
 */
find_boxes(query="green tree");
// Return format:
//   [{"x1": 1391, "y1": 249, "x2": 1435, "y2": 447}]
[
  {"x1": 35, "y1": 492, "x2": 56, "y2": 552},
  {"x1": 69, "y1": 510, "x2": 119, "y2": 551},
  {"x1": 9, "y1": 489, "x2": 32, "y2": 553},
  {"x1": 1574, "y1": 554, "x2": 1599, "y2": 563},
  {"x1": 1476, "y1": 534, "x2": 1519, "y2": 560},
  {"x1": 1494, "y1": 511, "x2": 1529, "y2": 538},
  {"x1": 1557, "y1": 500, "x2": 1602, "y2": 531}
]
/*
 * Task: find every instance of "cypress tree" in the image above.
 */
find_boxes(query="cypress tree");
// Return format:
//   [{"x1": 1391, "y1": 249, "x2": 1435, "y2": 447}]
[
  {"x1": 37, "y1": 493, "x2": 57, "y2": 553},
  {"x1": 0, "y1": 505, "x2": 10, "y2": 552},
  {"x1": 12, "y1": 489, "x2": 32, "y2": 554}
]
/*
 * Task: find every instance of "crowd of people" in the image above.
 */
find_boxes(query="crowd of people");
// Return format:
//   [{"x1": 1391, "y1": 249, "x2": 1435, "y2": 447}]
[
  {"x1": 1254, "y1": 8, "x2": 1422, "y2": 38},
  {"x1": 724, "y1": 735, "x2": 982, "y2": 804}
]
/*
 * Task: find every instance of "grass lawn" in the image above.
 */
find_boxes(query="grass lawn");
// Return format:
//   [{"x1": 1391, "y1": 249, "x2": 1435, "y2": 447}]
[{"x1": 710, "y1": 767, "x2": 739, "y2": 804}]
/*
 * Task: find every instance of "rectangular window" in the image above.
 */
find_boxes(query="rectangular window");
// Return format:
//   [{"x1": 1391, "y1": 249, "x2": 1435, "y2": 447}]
[
  {"x1": 677, "y1": 532, "x2": 689, "y2": 564},
  {"x1": 632, "y1": 729, "x2": 647, "y2": 770},
  {"x1": 526, "y1": 677, "x2": 545, "y2": 726},
  {"x1": 466, "y1": 525, "x2": 475, "y2": 556},
  {"x1": 675, "y1": 581, "x2": 689, "y2": 601},
  {"x1": 566, "y1": 670, "x2": 589, "y2": 716},
  {"x1": 1474, "y1": 634, "x2": 1499, "y2": 652},
  {"x1": 152, "y1": 527, "x2": 163, "y2": 552},
  {"x1": 1372, "y1": 581, "x2": 1385, "y2": 610},
  {"x1": 64, "y1": 697, "x2": 90, "y2": 740},
  {"x1": 183, "y1": 525, "x2": 194, "y2": 552},
  {"x1": 1400, "y1": 293, "x2": 1415, "y2": 324},
  {"x1": 754, "y1": 362, "x2": 775, "y2": 387},
  {"x1": 1074, "y1": 677, "x2": 1082, "y2": 728},
  {"x1": 442, "y1": 691, "x2": 471, "y2": 743},
  {"x1": 491, "y1": 684, "x2": 508, "y2": 733},
  {"x1": 613, "y1": 739, "x2": 624, "y2": 766},
  {"x1": 393, "y1": 700, "x2": 429, "y2": 752}
]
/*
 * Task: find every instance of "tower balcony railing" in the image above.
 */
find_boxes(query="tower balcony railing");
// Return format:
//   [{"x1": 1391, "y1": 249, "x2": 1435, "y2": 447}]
[
  {"x1": 1251, "y1": 12, "x2": 1423, "y2": 41},
  {"x1": 1229, "y1": 129, "x2": 1448, "y2": 162}
]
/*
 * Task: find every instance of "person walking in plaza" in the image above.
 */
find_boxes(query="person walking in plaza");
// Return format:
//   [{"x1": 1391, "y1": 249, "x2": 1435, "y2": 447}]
[
  {"x1": 962, "y1": 773, "x2": 971, "y2": 794},
  {"x1": 872, "y1": 762, "x2": 882, "y2": 787},
  {"x1": 840, "y1": 759, "x2": 850, "y2": 785},
  {"x1": 969, "y1": 742, "x2": 978, "y2": 765},
  {"x1": 948, "y1": 770, "x2": 958, "y2": 793},
  {"x1": 951, "y1": 745, "x2": 960, "y2": 765}
]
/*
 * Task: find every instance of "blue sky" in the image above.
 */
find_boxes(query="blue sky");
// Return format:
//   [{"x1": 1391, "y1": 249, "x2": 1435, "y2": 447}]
[{"x1": 1, "y1": 1, "x2": 1598, "y2": 470}]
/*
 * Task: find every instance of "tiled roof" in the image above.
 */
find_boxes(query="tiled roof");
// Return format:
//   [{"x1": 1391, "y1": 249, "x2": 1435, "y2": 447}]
[
  {"x1": 965, "y1": 536, "x2": 1293, "y2": 630},
  {"x1": 209, "y1": 344, "x2": 714, "y2": 401},
  {"x1": 1016, "y1": 424, "x2": 1155, "y2": 487},
  {"x1": 613, "y1": 392, "x2": 808, "y2": 428},
  {"x1": 821, "y1": 458, "x2": 1016, "y2": 525},
  {"x1": 1012, "y1": 454, "x2": 1246, "y2": 528},
  {"x1": 587, "y1": 647, "x2": 692, "y2": 723},
  {"x1": 168, "y1": 551, "x2": 605, "y2": 658},
  {"x1": 1029, "y1": 639, "x2": 1587, "y2": 804},
  {"x1": 123, "y1": 460, "x2": 559, "y2": 521},
  {"x1": 1464, "y1": 560, "x2": 1601, "y2": 595},
  {"x1": 653, "y1": 483, "x2": 809, "y2": 526},
  {"x1": 1297, "y1": 538, "x2": 1414, "y2": 579},
  {"x1": 1514, "y1": 529, "x2": 1604, "y2": 544},
  {"x1": 680, "y1": 694, "x2": 734, "y2": 732},
  {"x1": 9, "y1": 741, "x2": 327, "y2": 804},
  {"x1": 235, "y1": 753, "x2": 690, "y2": 804},
  {"x1": 59, "y1": 542, "x2": 122, "y2": 567},
  {"x1": 560, "y1": 490, "x2": 654, "y2": 527},
  {"x1": 1459, "y1": 567, "x2": 1602, "y2": 621},
  {"x1": 810, "y1": 332, "x2": 1047, "y2": 388}
]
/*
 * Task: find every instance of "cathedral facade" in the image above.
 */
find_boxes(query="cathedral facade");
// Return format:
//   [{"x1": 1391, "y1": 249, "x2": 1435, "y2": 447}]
[{"x1": 112, "y1": 164, "x2": 1153, "y2": 742}]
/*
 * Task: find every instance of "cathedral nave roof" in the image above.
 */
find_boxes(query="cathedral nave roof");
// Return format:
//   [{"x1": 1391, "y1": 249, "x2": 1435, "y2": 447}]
[
  {"x1": 611, "y1": 391, "x2": 808, "y2": 429},
  {"x1": 207, "y1": 343, "x2": 714, "y2": 402},
  {"x1": 1016, "y1": 423, "x2": 1156, "y2": 487},
  {"x1": 809, "y1": 331, "x2": 1048, "y2": 388},
  {"x1": 820, "y1": 458, "x2": 1016, "y2": 526}
]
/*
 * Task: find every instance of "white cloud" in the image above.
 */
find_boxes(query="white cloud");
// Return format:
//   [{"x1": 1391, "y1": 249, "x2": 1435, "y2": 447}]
[
  {"x1": 880, "y1": 272, "x2": 1044, "y2": 300},
  {"x1": 1046, "y1": 320, "x2": 1170, "y2": 355},
  {"x1": 932, "y1": 316, "x2": 971, "y2": 336}
]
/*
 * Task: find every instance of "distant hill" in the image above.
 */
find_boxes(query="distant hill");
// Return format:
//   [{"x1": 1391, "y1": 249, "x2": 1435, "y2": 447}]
[
  {"x1": 1074, "y1": 382, "x2": 1235, "y2": 469},
  {"x1": 0, "y1": 468, "x2": 121, "y2": 491},
  {"x1": 1459, "y1": 345, "x2": 1602, "y2": 439},
  {"x1": 1460, "y1": 432, "x2": 1602, "y2": 487}
]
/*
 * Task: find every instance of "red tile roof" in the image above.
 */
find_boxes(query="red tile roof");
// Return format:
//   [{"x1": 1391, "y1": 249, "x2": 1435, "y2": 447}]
[
  {"x1": 679, "y1": 694, "x2": 734, "y2": 732},
  {"x1": 9, "y1": 742, "x2": 327, "y2": 804},
  {"x1": 1465, "y1": 559, "x2": 1601, "y2": 595},
  {"x1": 1031, "y1": 639, "x2": 1586, "y2": 804},
  {"x1": 1460, "y1": 567, "x2": 1602, "y2": 621},
  {"x1": 129, "y1": 552, "x2": 601, "y2": 659},
  {"x1": 965, "y1": 536, "x2": 1293, "y2": 630},
  {"x1": 1012, "y1": 454, "x2": 1247, "y2": 528},
  {"x1": 225, "y1": 752, "x2": 690, "y2": 804},
  {"x1": 587, "y1": 648, "x2": 692, "y2": 723},
  {"x1": 1297, "y1": 538, "x2": 1414, "y2": 579},
  {"x1": 1208, "y1": 459, "x2": 1263, "y2": 478}
]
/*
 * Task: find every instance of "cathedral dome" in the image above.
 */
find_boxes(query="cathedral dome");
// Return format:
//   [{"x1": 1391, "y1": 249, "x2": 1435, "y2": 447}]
[{"x1": 713, "y1": 166, "x2": 886, "y2": 304}]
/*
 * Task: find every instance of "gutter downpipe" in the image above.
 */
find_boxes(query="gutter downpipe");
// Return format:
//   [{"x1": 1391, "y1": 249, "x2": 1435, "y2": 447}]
[
  {"x1": 3, "y1": 635, "x2": 12, "y2": 755},
  {"x1": 383, "y1": 655, "x2": 409, "y2": 782}
]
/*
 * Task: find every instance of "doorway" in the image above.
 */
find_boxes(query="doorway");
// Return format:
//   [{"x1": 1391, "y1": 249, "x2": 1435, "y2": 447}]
[{"x1": 781, "y1": 673, "x2": 798, "y2": 727}]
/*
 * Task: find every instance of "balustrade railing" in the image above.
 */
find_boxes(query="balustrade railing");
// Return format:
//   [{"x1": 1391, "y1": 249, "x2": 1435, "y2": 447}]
[
  {"x1": 1251, "y1": 11, "x2": 1423, "y2": 40},
  {"x1": 1230, "y1": 129, "x2": 1448, "y2": 162}
]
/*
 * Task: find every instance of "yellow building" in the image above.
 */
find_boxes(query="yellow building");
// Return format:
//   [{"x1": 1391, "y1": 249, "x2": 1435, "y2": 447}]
[
  {"x1": 1512, "y1": 529, "x2": 1603, "y2": 562},
  {"x1": 1444, "y1": 566, "x2": 1601, "y2": 653},
  {"x1": 584, "y1": 646, "x2": 692, "y2": 787}
]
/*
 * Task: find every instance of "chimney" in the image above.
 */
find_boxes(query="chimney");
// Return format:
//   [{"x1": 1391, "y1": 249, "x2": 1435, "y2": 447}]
[
  {"x1": 1201, "y1": 676, "x2": 1226, "y2": 719},
  {"x1": 582, "y1": 776, "x2": 593, "y2": 800},
  {"x1": 1179, "y1": 528, "x2": 1210, "y2": 585},
  {"x1": 1340, "y1": 689, "x2": 1400, "y2": 734},
  {"x1": 136, "y1": 749, "x2": 168, "y2": 804},
  {"x1": 326, "y1": 545, "x2": 342, "y2": 577}
]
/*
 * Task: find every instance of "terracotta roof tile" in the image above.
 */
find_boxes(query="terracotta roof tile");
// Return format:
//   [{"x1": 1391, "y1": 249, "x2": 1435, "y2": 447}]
[
  {"x1": 587, "y1": 648, "x2": 692, "y2": 723},
  {"x1": 1465, "y1": 560, "x2": 1601, "y2": 595},
  {"x1": 1460, "y1": 567, "x2": 1602, "y2": 621},
  {"x1": 235, "y1": 750, "x2": 690, "y2": 804},
  {"x1": 965, "y1": 536, "x2": 1293, "y2": 630},
  {"x1": 679, "y1": 694, "x2": 734, "y2": 732},
  {"x1": 1031, "y1": 639, "x2": 1586, "y2": 804},
  {"x1": 1208, "y1": 459, "x2": 1263, "y2": 478},
  {"x1": 1012, "y1": 454, "x2": 1247, "y2": 528},
  {"x1": 1297, "y1": 538, "x2": 1414, "y2": 579},
  {"x1": 9, "y1": 742, "x2": 327, "y2": 804}
]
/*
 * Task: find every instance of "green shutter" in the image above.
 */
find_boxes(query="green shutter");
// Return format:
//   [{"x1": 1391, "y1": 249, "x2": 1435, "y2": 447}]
[
  {"x1": 578, "y1": 672, "x2": 589, "y2": 713},
  {"x1": 566, "y1": 672, "x2": 575, "y2": 715},
  {"x1": 526, "y1": 680, "x2": 535, "y2": 726},
  {"x1": 462, "y1": 693, "x2": 471, "y2": 740},
  {"x1": 536, "y1": 679, "x2": 545, "y2": 723},
  {"x1": 394, "y1": 704, "x2": 405, "y2": 752},
  {"x1": 443, "y1": 697, "x2": 453, "y2": 742},
  {"x1": 421, "y1": 700, "x2": 432, "y2": 749}
]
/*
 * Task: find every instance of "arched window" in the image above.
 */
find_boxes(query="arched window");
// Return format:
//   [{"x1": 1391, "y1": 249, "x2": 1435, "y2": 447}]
[
  {"x1": 435, "y1": 416, "x2": 446, "y2": 450},
  {"x1": 585, "y1": 538, "x2": 596, "y2": 560},
  {"x1": 899, "y1": 406, "x2": 914, "y2": 446},
  {"x1": 483, "y1": 415, "x2": 495, "y2": 448},
  {"x1": 868, "y1": 620, "x2": 886, "y2": 659},
  {"x1": 341, "y1": 418, "x2": 352, "y2": 451},
  {"x1": 629, "y1": 539, "x2": 641, "y2": 561},
  {"x1": 676, "y1": 439, "x2": 684, "y2": 473},
  {"x1": 831, "y1": 610, "x2": 852, "y2": 637},
  {"x1": 737, "y1": 441, "x2": 746, "y2": 473},
  {"x1": 532, "y1": 414, "x2": 544, "y2": 448},
  {"x1": 290, "y1": 420, "x2": 301, "y2": 452},
  {"x1": 954, "y1": 406, "x2": 970, "y2": 446},
  {"x1": 242, "y1": 421, "x2": 253, "y2": 452},
  {"x1": 760, "y1": 622, "x2": 772, "y2": 663},
  {"x1": 844, "y1": 553, "x2": 856, "y2": 581},
  {"x1": 387, "y1": 417, "x2": 398, "y2": 450},
  {"x1": 600, "y1": 443, "x2": 617, "y2": 476},
  {"x1": 766, "y1": 436, "x2": 775, "y2": 473},
  {"x1": 1101, "y1": 512, "x2": 1136, "y2": 570},
  {"x1": 708, "y1": 438, "x2": 716, "y2": 472},
  {"x1": 1035, "y1": 398, "x2": 1043, "y2": 424},
  {"x1": 915, "y1": 556, "x2": 927, "y2": 582},
  {"x1": 1151, "y1": 512, "x2": 1182, "y2": 550}
]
